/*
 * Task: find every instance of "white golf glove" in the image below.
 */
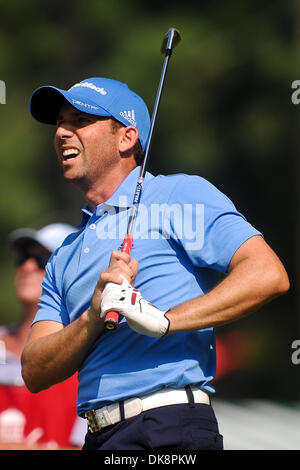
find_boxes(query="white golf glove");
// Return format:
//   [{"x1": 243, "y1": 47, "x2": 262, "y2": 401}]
[{"x1": 100, "y1": 277, "x2": 170, "y2": 337}]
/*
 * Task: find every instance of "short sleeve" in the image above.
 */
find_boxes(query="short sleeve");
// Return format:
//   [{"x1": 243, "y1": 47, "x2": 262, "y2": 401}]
[
  {"x1": 33, "y1": 255, "x2": 70, "y2": 326},
  {"x1": 167, "y1": 174, "x2": 262, "y2": 273}
]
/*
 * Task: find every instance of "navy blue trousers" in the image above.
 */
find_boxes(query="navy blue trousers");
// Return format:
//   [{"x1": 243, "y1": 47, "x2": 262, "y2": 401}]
[{"x1": 82, "y1": 403, "x2": 223, "y2": 450}]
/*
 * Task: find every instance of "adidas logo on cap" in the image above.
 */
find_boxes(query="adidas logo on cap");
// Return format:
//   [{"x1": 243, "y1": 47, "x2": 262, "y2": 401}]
[{"x1": 120, "y1": 109, "x2": 136, "y2": 126}]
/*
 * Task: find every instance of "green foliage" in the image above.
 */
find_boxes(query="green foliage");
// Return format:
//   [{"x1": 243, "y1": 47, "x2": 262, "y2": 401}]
[{"x1": 0, "y1": 0, "x2": 298, "y2": 397}]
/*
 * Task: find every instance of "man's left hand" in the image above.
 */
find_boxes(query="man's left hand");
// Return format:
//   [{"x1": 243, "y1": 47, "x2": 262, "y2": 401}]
[{"x1": 100, "y1": 277, "x2": 170, "y2": 337}]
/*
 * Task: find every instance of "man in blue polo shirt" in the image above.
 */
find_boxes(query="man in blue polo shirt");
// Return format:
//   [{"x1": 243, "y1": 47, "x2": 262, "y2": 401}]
[{"x1": 21, "y1": 77, "x2": 289, "y2": 450}]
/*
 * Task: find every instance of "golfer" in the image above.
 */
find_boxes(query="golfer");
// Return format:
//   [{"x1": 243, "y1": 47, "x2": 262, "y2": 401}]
[{"x1": 21, "y1": 77, "x2": 289, "y2": 450}]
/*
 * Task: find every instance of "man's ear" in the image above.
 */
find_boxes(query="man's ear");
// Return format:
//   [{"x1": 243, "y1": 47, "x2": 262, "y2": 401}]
[{"x1": 118, "y1": 126, "x2": 139, "y2": 154}]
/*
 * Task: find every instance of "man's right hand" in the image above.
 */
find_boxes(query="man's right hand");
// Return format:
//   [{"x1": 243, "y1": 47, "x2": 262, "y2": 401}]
[{"x1": 90, "y1": 250, "x2": 138, "y2": 319}]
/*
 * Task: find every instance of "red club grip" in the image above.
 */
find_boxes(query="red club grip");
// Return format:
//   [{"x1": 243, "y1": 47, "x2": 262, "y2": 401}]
[
  {"x1": 121, "y1": 233, "x2": 133, "y2": 255},
  {"x1": 104, "y1": 234, "x2": 134, "y2": 330}
]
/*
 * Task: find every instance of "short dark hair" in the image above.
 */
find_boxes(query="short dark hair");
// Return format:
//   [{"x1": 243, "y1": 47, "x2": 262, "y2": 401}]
[{"x1": 111, "y1": 119, "x2": 144, "y2": 166}]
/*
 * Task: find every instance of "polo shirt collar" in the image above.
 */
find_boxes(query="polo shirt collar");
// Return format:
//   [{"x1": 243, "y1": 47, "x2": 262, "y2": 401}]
[{"x1": 77, "y1": 166, "x2": 154, "y2": 227}]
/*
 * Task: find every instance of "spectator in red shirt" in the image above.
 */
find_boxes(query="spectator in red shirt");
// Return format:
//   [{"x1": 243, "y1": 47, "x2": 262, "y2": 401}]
[{"x1": 0, "y1": 223, "x2": 86, "y2": 449}]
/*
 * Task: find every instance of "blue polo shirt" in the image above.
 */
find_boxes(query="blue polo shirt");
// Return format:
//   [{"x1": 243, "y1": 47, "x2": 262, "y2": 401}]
[{"x1": 34, "y1": 167, "x2": 261, "y2": 416}]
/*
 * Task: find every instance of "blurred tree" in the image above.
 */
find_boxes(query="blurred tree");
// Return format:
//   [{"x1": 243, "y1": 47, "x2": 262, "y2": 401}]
[{"x1": 0, "y1": 0, "x2": 298, "y2": 398}]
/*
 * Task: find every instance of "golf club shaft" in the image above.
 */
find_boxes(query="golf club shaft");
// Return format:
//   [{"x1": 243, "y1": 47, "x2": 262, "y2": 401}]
[{"x1": 104, "y1": 28, "x2": 181, "y2": 330}]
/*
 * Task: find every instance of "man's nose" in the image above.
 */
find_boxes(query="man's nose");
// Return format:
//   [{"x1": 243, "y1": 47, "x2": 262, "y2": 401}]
[
  {"x1": 19, "y1": 257, "x2": 40, "y2": 271},
  {"x1": 55, "y1": 122, "x2": 75, "y2": 139}
]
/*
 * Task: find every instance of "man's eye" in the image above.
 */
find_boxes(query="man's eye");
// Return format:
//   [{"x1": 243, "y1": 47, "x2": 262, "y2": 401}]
[{"x1": 55, "y1": 116, "x2": 91, "y2": 127}]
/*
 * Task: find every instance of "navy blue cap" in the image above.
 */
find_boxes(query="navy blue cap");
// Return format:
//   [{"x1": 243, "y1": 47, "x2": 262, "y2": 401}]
[{"x1": 30, "y1": 77, "x2": 150, "y2": 151}]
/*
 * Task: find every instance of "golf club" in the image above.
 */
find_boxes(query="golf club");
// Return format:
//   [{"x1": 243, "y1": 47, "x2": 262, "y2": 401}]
[{"x1": 104, "y1": 27, "x2": 182, "y2": 330}]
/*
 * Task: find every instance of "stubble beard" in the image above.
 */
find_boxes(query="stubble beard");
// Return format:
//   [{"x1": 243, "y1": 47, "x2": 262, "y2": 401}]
[{"x1": 61, "y1": 150, "x2": 120, "y2": 197}]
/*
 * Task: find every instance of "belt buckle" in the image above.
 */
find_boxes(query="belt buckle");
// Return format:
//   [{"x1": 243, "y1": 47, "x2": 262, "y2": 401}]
[
  {"x1": 85, "y1": 409, "x2": 102, "y2": 432},
  {"x1": 86, "y1": 405, "x2": 117, "y2": 432}
]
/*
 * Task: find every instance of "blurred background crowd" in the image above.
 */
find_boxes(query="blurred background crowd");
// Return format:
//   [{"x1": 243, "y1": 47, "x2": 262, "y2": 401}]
[{"x1": 0, "y1": 0, "x2": 298, "y2": 449}]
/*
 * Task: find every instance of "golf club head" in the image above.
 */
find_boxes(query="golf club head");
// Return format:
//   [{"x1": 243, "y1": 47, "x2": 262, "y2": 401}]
[{"x1": 161, "y1": 27, "x2": 182, "y2": 55}]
